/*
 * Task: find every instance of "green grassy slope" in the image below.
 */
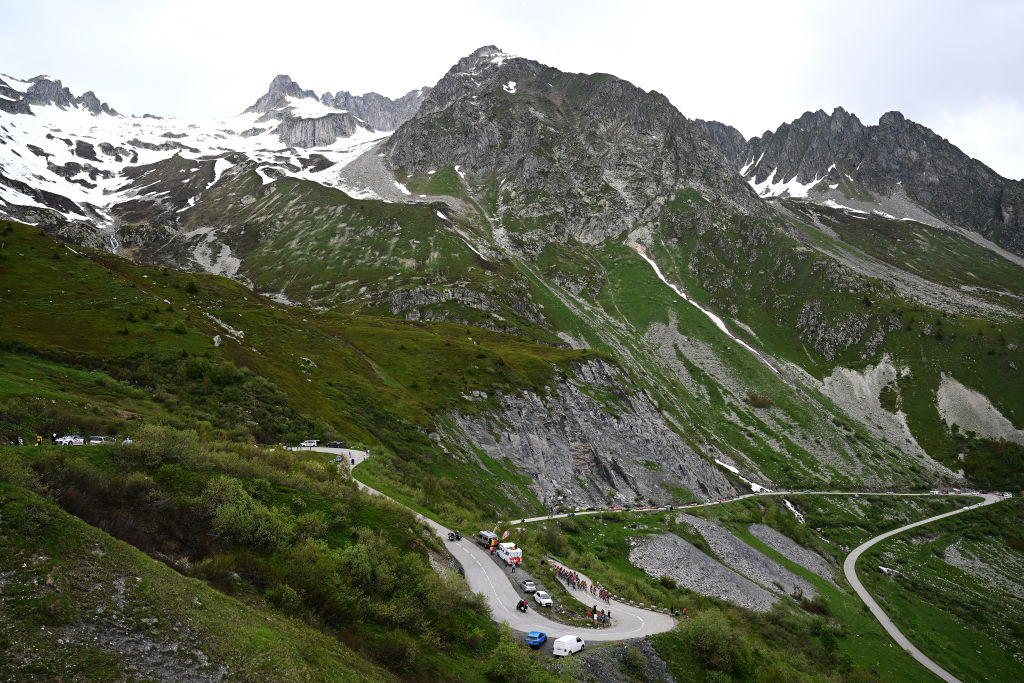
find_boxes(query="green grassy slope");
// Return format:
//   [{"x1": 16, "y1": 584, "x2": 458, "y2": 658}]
[
  {"x1": 0, "y1": 478, "x2": 393, "y2": 682},
  {"x1": 0, "y1": 434, "x2": 502, "y2": 680},
  {"x1": 645, "y1": 191, "x2": 1024, "y2": 482},
  {"x1": 0, "y1": 219, "x2": 604, "y2": 522},
  {"x1": 860, "y1": 497, "x2": 1024, "y2": 682}
]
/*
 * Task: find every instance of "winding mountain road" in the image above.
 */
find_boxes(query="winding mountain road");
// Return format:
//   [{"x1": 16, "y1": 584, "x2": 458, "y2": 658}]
[
  {"x1": 842, "y1": 492, "x2": 1002, "y2": 683},
  {"x1": 310, "y1": 446, "x2": 1008, "y2": 671},
  {"x1": 311, "y1": 447, "x2": 677, "y2": 640}
]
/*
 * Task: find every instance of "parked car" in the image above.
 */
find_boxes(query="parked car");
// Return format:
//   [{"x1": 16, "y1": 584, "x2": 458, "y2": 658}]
[
  {"x1": 57, "y1": 435, "x2": 85, "y2": 445},
  {"x1": 325, "y1": 441, "x2": 344, "y2": 448},
  {"x1": 334, "y1": 456, "x2": 343, "y2": 462},
  {"x1": 299, "y1": 439, "x2": 319, "y2": 447},
  {"x1": 519, "y1": 579, "x2": 536, "y2": 593},
  {"x1": 609, "y1": 506, "x2": 620, "y2": 511},
  {"x1": 533, "y1": 590, "x2": 552, "y2": 607},
  {"x1": 524, "y1": 631, "x2": 547, "y2": 649},
  {"x1": 552, "y1": 635, "x2": 585, "y2": 657}
]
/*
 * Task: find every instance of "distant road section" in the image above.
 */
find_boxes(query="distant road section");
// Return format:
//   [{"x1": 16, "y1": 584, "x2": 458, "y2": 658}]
[{"x1": 843, "y1": 493, "x2": 1003, "y2": 683}]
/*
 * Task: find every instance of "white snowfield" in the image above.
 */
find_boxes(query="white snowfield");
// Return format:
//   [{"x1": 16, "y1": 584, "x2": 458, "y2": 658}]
[{"x1": 0, "y1": 97, "x2": 390, "y2": 225}]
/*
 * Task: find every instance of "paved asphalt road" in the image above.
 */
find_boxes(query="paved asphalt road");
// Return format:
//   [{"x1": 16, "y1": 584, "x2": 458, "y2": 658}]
[
  {"x1": 308, "y1": 446, "x2": 1009, "y2": 669},
  {"x1": 504, "y1": 490, "x2": 989, "y2": 525},
  {"x1": 842, "y1": 492, "x2": 1003, "y2": 683},
  {"x1": 310, "y1": 447, "x2": 677, "y2": 641}
]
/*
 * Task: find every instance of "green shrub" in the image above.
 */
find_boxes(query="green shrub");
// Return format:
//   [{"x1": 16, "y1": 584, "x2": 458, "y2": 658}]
[
  {"x1": 684, "y1": 608, "x2": 738, "y2": 671},
  {"x1": 622, "y1": 646, "x2": 647, "y2": 677}
]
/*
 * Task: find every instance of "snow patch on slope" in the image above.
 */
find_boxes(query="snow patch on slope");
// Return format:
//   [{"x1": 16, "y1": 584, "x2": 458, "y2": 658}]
[
  {"x1": 632, "y1": 243, "x2": 782, "y2": 377},
  {"x1": 0, "y1": 99, "x2": 391, "y2": 227},
  {"x1": 284, "y1": 96, "x2": 344, "y2": 119}
]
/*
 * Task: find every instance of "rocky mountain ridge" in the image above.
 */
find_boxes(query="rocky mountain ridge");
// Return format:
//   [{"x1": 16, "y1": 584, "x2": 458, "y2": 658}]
[
  {"x1": 0, "y1": 73, "x2": 119, "y2": 116},
  {"x1": 243, "y1": 73, "x2": 429, "y2": 138},
  {"x1": 386, "y1": 46, "x2": 767, "y2": 250},
  {"x1": 725, "y1": 107, "x2": 1024, "y2": 257}
]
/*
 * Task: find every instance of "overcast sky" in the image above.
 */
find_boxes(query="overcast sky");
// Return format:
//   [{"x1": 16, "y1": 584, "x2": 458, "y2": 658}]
[{"x1": 2, "y1": 0, "x2": 1022, "y2": 178}]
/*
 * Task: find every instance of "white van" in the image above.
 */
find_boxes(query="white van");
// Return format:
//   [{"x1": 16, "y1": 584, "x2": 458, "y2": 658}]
[{"x1": 552, "y1": 635, "x2": 585, "y2": 657}]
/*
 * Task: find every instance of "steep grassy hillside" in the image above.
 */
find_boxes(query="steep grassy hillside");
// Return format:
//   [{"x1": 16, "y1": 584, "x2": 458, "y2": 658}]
[
  {"x1": 0, "y1": 477, "x2": 393, "y2": 681},
  {"x1": 0, "y1": 437, "x2": 501, "y2": 680},
  {"x1": 0, "y1": 219, "x2": 604, "y2": 521},
  {"x1": 860, "y1": 497, "x2": 1024, "y2": 682}
]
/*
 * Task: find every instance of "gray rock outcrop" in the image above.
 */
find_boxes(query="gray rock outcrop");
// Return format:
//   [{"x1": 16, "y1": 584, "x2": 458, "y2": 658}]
[
  {"x1": 447, "y1": 359, "x2": 736, "y2": 508},
  {"x1": 629, "y1": 533, "x2": 777, "y2": 611},
  {"x1": 243, "y1": 75, "x2": 318, "y2": 115},
  {"x1": 275, "y1": 113, "x2": 365, "y2": 148}
]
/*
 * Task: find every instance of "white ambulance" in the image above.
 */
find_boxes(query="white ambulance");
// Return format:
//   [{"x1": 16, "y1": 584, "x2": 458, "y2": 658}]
[{"x1": 496, "y1": 541, "x2": 522, "y2": 566}]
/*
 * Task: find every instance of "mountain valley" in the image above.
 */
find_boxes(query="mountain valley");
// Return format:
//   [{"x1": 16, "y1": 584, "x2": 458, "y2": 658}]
[{"x1": 2, "y1": 43, "x2": 1023, "y2": 681}]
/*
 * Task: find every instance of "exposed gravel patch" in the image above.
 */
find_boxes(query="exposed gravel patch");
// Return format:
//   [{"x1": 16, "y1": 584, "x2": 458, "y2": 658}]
[
  {"x1": 819, "y1": 357, "x2": 926, "y2": 458},
  {"x1": 937, "y1": 373, "x2": 1024, "y2": 446},
  {"x1": 58, "y1": 621, "x2": 230, "y2": 682},
  {"x1": 679, "y1": 516, "x2": 815, "y2": 598},
  {"x1": 629, "y1": 533, "x2": 776, "y2": 612},
  {"x1": 748, "y1": 524, "x2": 838, "y2": 585},
  {"x1": 944, "y1": 538, "x2": 1024, "y2": 600}
]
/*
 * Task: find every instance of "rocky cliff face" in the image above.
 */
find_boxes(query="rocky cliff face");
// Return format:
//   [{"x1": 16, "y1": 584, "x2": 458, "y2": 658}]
[
  {"x1": 738, "y1": 107, "x2": 1024, "y2": 256},
  {"x1": 385, "y1": 46, "x2": 766, "y2": 250},
  {"x1": 275, "y1": 113, "x2": 363, "y2": 147},
  {"x1": 321, "y1": 87, "x2": 430, "y2": 131},
  {"x1": 444, "y1": 359, "x2": 737, "y2": 508}
]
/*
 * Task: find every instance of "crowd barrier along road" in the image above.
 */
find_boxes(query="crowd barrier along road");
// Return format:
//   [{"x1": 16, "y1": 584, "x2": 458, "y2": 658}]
[
  {"x1": 311, "y1": 445, "x2": 1008, "y2": 669},
  {"x1": 310, "y1": 446, "x2": 677, "y2": 641}
]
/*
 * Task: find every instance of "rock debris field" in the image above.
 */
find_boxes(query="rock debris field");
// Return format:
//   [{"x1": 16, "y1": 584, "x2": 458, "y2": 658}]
[
  {"x1": 629, "y1": 533, "x2": 776, "y2": 612},
  {"x1": 679, "y1": 516, "x2": 815, "y2": 599},
  {"x1": 629, "y1": 517, "x2": 827, "y2": 612},
  {"x1": 748, "y1": 523, "x2": 838, "y2": 586}
]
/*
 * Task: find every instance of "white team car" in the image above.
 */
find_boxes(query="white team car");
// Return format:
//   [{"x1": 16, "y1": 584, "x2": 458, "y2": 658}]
[
  {"x1": 299, "y1": 439, "x2": 319, "y2": 447},
  {"x1": 552, "y1": 635, "x2": 585, "y2": 657},
  {"x1": 533, "y1": 590, "x2": 553, "y2": 607}
]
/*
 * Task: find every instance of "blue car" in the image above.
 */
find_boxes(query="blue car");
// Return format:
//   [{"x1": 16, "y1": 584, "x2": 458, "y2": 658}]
[{"x1": 524, "y1": 631, "x2": 547, "y2": 649}]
